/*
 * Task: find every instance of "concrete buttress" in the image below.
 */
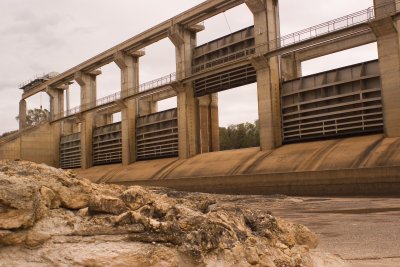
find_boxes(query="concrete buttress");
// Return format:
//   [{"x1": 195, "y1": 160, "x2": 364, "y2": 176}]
[
  {"x1": 46, "y1": 86, "x2": 65, "y2": 168},
  {"x1": 75, "y1": 71, "x2": 100, "y2": 169},
  {"x1": 169, "y1": 24, "x2": 202, "y2": 159},
  {"x1": 246, "y1": 0, "x2": 282, "y2": 150},
  {"x1": 114, "y1": 51, "x2": 143, "y2": 165},
  {"x1": 373, "y1": 0, "x2": 400, "y2": 137}
]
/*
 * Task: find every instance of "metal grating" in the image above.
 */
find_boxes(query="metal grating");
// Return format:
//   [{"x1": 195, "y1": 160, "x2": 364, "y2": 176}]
[
  {"x1": 136, "y1": 108, "x2": 178, "y2": 160},
  {"x1": 193, "y1": 64, "x2": 256, "y2": 97},
  {"x1": 60, "y1": 133, "x2": 81, "y2": 169},
  {"x1": 93, "y1": 122, "x2": 122, "y2": 166},
  {"x1": 192, "y1": 26, "x2": 255, "y2": 73},
  {"x1": 281, "y1": 60, "x2": 383, "y2": 143}
]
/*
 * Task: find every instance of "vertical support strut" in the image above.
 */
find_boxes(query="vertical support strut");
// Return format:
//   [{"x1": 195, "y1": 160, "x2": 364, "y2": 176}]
[
  {"x1": 372, "y1": 0, "x2": 400, "y2": 137},
  {"x1": 75, "y1": 70, "x2": 101, "y2": 169},
  {"x1": 169, "y1": 24, "x2": 204, "y2": 159},
  {"x1": 246, "y1": 0, "x2": 282, "y2": 150},
  {"x1": 114, "y1": 50, "x2": 144, "y2": 165}
]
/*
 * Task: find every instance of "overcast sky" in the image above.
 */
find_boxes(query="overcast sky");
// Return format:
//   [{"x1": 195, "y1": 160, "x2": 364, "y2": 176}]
[{"x1": 0, "y1": 0, "x2": 375, "y2": 134}]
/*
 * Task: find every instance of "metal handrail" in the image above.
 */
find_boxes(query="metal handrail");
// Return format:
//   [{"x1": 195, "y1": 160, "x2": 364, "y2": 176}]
[
  {"x1": 51, "y1": 3, "x2": 398, "y2": 122},
  {"x1": 192, "y1": 5, "x2": 383, "y2": 74},
  {"x1": 53, "y1": 72, "x2": 177, "y2": 121},
  {"x1": 268, "y1": 7, "x2": 376, "y2": 50}
]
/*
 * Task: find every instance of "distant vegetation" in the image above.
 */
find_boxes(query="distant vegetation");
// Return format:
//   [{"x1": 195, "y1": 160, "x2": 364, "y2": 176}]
[
  {"x1": 219, "y1": 120, "x2": 260, "y2": 150},
  {"x1": 15, "y1": 108, "x2": 49, "y2": 127},
  {"x1": 0, "y1": 108, "x2": 50, "y2": 137}
]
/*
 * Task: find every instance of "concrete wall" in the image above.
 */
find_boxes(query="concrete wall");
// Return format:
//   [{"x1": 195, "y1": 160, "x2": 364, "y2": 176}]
[
  {"x1": 76, "y1": 134, "x2": 400, "y2": 183},
  {"x1": 0, "y1": 137, "x2": 21, "y2": 160},
  {"x1": 0, "y1": 123, "x2": 60, "y2": 167}
]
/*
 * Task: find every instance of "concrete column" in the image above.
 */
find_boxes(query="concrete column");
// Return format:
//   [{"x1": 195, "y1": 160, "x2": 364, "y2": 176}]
[
  {"x1": 210, "y1": 93, "x2": 220, "y2": 152},
  {"x1": 169, "y1": 24, "x2": 203, "y2": 159},
  {"x1": 46, "y1": 87, "x2": 65, "y2": 121},
  {"x1": 75, "y1": 71, "x2": 100, "y2": 169},
  {"x1": 114, "y1": 51, "x2": 144, "y2": 165},
  {"x1": 281, "y1": 52, "x2": 302, "y2": 81},
  {"x1": 372, "y1": 0, "x2": 400, "y2": 137},
  {"x1": 199, "y1": 95, "x2": 211, "y2": 153},
  {"x1": 246, "y1": 0, "x2": 282, "y2": 150},
  {"x1": 198, "y1": 94, "x2": 220, "y2": 153},
  {"x1": 46, "y1": 86, "x2": 66, "y2": 168},
  {"x1": 19, "y1": 99, "x2": 27, "y2": 130}
]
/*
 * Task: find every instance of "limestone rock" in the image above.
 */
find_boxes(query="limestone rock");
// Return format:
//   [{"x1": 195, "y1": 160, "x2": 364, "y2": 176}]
[
  {"x1": 40, "y1": 186, "x2": 59, "y2": 209},
  {"x1": 58, "y1": 186, "x2": 90, "y2": 210},
  {"x1": 89, "y1": 195, "x2": 128, "y2": 215},
  {"x1": 0, "y1": 160, "x2": 343, "y2": 267}
]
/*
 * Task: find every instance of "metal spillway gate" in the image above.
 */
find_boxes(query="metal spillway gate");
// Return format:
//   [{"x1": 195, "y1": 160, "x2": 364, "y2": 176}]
[
  {"x1": 60, "y1": 133, "x2": 81, "y2": 169},
  {"x1": 136, "y1": 108, "x2": 179, "y2": 160},
  {"x1": 281, "y1": 60, "x2": 383, "y2": 143},
  {"x1": 93, "y1": 122, "x2": 122, "y2": 166}
]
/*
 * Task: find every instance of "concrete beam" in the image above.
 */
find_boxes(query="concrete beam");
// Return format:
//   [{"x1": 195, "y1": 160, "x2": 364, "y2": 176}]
[
  {"x1": 295, "y1": 30, "x2": 376, "y2": 62},
  {"x1": 22, "y1": 0, "x2": 242, "y2": 99},
  {"x1": 266, "y1": 23, "x2": 372, "y2": 59},
  {"x1": 140, "y1": 86, "x2": 176, "y2": 102},
  {"x1": 51, "y1": 83, "x2": 173, "y2": 123},
  {"x1": 245, "y1": 0, "x2": 266, "y2": 14},
  {"x1": 96, "y1": 104, "x2": 122, "y2": 116}
]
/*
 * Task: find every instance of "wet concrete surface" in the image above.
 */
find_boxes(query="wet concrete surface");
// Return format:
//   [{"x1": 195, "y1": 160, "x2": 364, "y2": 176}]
[{"x1": 217, "y1": 195, "x2": 400, "y2": 267}]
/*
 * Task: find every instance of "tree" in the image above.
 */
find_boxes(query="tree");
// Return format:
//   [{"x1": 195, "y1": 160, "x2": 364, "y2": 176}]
[
  {"x1": 16, "y1": 108, "x2": 50, "y2": 127},
  {"x1": 219, "y1": 120, "x2": 260, "y2": 151},
  {"x1": 1, "y1": 130, "x2": 18, "y2": 138}
]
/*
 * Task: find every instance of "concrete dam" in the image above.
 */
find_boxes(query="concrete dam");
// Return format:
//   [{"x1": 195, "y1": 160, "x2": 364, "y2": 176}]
[{"x1": 1, "y1": 0, "x2": 400, "y2": 196}]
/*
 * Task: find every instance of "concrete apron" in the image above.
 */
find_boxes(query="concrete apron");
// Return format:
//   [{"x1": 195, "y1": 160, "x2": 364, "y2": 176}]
[{"x1": 114, "y1": 166, "x2": 400, "y2": 197}]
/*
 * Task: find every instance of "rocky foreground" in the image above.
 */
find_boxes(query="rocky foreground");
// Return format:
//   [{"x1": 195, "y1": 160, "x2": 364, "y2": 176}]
[{"x1": 0, "y1": 160, "x2": 344, "y2": 266}]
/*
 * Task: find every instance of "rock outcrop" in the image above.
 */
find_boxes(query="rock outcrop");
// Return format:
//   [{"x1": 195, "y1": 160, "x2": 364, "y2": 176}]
[{"x1": 0, "y1": 160, "x2": 344, "y2": 266}]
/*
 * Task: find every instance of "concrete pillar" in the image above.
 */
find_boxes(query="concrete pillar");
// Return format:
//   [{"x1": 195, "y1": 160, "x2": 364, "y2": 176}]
[
  {"x1": 46, "y1": 87, "x2": 65, "y2": 121},
  {"x1": 169, "y1": 24, "x2": 203, "y2": 159},
  {"x1": 114, "y1": 51, "x2": 144, "y2": 165},
  {"x1": 281, "y1": 52, "x2": 301, "y2": 81},
  {"x1": 372, "y1": 0, "x2": 400, "y2": 137},
  {"x1": 246, "y1": 0, "x2": 282, "y2": 150},
  {"x1": 199, "y1": 95, "x2": 211, "y2": 153},
  {"x1": 19, "y1": 99, "x2": 27, "y2": 130},
  {"x1": 46, "y1": 86, "x2": 66, "y2": 168},
  {"x1": 75, "y1": 71, "x2": 100, "y2": 169},
  {"x1": 138, "y1": 100, "x2": 158, "y2": 116},
  {"x1": 210, "y1": 93, "x2": 220, "y2": 152},
  {"x1": 198, "y1": 94, "x2": 220, "y2": 153}
]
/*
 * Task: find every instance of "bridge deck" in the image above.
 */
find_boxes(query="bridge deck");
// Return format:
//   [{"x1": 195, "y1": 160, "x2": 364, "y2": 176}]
[{"x1": 46, "y1": 5, "x2": 388, "y2": 122}]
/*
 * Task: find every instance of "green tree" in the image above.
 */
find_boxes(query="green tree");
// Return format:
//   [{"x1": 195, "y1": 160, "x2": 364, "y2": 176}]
[
  {"x1": 16, "y1": 108, "x2": 49, "y2": 127},
  {"x1": 219, "y1": 120, "x2": 260, "y2": 151}
]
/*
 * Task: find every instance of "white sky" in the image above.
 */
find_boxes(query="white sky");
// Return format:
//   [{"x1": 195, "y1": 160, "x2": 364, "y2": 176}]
[{"x1": 0, "y1": 0, "x2": 375, "y2": 134}]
